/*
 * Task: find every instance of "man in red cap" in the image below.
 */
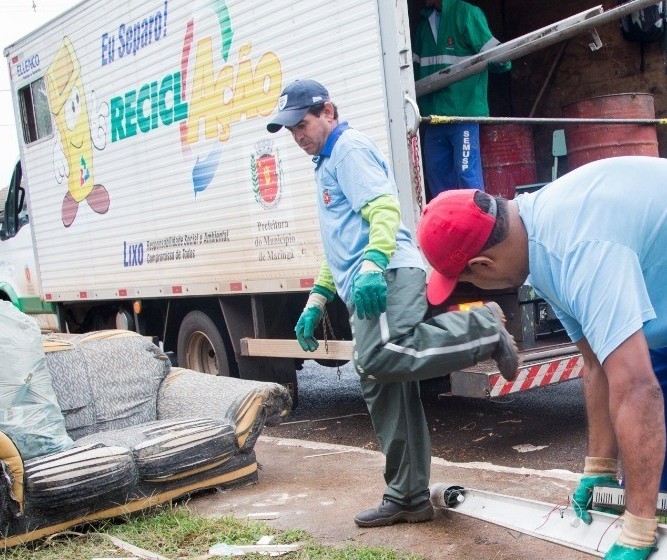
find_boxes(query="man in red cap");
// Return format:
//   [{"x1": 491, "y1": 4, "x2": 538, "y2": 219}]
[{"x1": 417, "y1": 156, "x2": 667, "y2": 560}]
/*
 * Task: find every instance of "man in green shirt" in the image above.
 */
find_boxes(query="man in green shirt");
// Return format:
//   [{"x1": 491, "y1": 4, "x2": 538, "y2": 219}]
[{"x1": 412, "y1": 0, "x2": 510, "y2": 198}]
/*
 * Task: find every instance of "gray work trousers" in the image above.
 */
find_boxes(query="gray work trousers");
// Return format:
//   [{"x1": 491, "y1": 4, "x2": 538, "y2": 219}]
[{"x1": 349, "y1": 267, "x2": 501, "y2": 505}]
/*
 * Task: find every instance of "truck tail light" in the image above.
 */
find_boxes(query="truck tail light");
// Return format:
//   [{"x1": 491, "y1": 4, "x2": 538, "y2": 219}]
[{"x1": 447, "y1": 301, "x2": 484, "y2": 312}]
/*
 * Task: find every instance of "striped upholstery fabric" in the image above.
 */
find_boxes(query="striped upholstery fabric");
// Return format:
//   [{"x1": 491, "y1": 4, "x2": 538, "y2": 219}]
[
  {"x1": 75, "y1": 418, "x2": 237, "y2": 480},
  {"x1": 158, "y1": 368, "x2": 292, "y2": 451},
  {"x1": 24, "y1": 444, "x2": 136, "y2": 510}
]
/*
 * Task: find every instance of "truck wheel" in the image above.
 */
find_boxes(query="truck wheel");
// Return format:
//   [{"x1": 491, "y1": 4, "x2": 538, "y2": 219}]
[{"x1": 177, "y1": 310, "x2": 232, "y2": 376}]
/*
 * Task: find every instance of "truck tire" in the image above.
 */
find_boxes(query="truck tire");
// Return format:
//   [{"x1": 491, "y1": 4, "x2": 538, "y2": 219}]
[{"x1": 177, "y1": 310, "x2": 232, "y2": 376}]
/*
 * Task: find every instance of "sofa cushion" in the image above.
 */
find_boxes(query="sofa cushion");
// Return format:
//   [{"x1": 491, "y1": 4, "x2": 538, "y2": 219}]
[
  {"x1": 24, "y1": 443, "x2": 137, "y2": 511},
  {"x1": 43, "y1": 331, "x2": 170, "y2": 439},
  {"x1": 75, "y1": 418, "x2": 237, "y2": 481},
  {"x1": 42, "y1": 337, "x2": 95, "y2": 435}
]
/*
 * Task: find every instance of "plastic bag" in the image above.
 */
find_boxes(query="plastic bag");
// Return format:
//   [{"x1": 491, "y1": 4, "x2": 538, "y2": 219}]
[{"x1": 0, "y1": 302, "x2": 73, "y2": 459}]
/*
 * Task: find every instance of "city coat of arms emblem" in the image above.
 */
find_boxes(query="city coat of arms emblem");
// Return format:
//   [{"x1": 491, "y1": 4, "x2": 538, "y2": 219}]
[{"x1": 251, "y1": 140, "x2": 283, "y2": 209}]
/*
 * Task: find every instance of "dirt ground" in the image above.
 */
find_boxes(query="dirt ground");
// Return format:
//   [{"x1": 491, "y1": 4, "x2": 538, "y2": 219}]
[{"x1": 190, "y1": 437, "x2": 602, "y2": 560}]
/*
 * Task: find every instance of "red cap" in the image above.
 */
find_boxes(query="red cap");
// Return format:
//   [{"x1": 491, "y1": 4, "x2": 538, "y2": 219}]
[{"x1": 416, "y1": 189, "x2": 496, "y2": 306}]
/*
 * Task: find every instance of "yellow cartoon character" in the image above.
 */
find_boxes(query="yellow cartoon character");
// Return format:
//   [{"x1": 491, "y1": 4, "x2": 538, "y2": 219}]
[{"x1": 45, "y1": 37, "x2": 109, "y2": 227}]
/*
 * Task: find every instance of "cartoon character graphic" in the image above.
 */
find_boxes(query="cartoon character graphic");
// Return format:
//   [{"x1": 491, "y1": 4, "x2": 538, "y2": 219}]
[{"x1": 45, "y1": 37, "x2": 109, "y2": 227}]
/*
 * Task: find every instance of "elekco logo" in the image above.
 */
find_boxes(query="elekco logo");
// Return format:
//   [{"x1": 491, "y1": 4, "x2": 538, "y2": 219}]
[{"x1": 15, "y1": 54, "x2": 40, "y2": 79}]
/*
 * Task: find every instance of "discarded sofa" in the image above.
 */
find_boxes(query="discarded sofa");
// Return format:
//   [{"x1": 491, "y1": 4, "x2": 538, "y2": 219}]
[{"x1": 0, "y1": 328, "x2": 291, "y2": 546}]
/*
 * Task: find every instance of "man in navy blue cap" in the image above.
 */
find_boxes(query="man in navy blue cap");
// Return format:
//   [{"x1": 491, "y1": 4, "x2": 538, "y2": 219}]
[
  {"x1": 266, "y1": 79, "x2": 330, "y2": 134},
  {"x1": 267, "y1": 78, "x2": 518, "y2": 528}
]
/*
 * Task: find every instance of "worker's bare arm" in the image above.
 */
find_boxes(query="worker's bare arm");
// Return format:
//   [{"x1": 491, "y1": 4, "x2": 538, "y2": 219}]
[
  {"x1": 602, "y1": 330, "x2": 664, "y2": 517},
  {"x1": 575, "y1": 337, "x2": 617, "y2": 460}
]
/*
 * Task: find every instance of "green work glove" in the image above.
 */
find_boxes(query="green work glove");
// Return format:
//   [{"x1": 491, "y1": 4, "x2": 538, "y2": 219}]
[
  {"x1": 352, "y1": 260, "x2": 387, "y2": 320},
  {"x1": 294, "y1": 286, "x2": 334, "y2": 352},
  {"x1": 604, "y1": 542, "x2": 655, "y2": 560},
  {"x1": 295, "y1": 306, "x2": 323, "y2": 352},
  {"x1": 572, "y1": 474, "x2": 621, "y2": 524}
]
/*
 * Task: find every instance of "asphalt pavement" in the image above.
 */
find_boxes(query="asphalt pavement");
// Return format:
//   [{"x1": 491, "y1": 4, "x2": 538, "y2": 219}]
[{"x1": 265, "y1": 360, "x2": 588, "y2": 472}]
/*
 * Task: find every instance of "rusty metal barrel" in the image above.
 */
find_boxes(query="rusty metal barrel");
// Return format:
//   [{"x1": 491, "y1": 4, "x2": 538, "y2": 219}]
[
  {"x1": 562, "y1": 93, "x2": 659, "y2": 170},
  {"x1": 480, "y1": 123, "x2": 537, "y2": 200}
]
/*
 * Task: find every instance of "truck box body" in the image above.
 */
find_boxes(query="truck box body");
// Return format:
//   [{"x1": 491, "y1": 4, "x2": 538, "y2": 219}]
[{"x1": 5, "y1": 0, "x2": 416, "y2": 302}]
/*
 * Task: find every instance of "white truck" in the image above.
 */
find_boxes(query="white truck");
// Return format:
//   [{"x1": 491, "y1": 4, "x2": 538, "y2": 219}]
[{"x1": 2, "y1": 0, "x2": 583, "y2": 404}]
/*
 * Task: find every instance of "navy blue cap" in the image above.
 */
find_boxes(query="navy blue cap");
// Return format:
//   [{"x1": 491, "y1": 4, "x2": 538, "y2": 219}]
[{"x1": 267, "y1": 79, "x2": 330, "y2": 133}]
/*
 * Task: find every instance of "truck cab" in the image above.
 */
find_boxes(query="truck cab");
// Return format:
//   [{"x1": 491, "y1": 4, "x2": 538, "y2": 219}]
[{"x1": 0, "y1": 160, "x2": 57, "y2": 330}]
